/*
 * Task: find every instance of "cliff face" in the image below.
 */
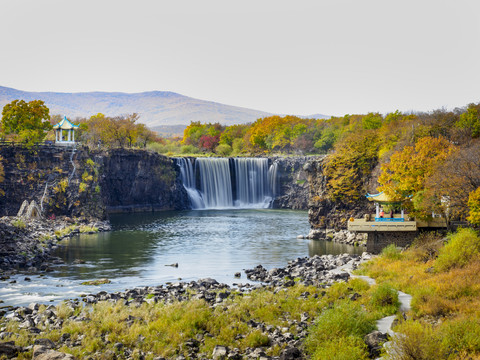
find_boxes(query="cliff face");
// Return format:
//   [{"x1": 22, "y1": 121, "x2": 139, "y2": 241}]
[
  {"x1": 0, "y1": 146, "x2": 369, "y2": 230},
  {"x1": 0, "y1": 145, "x2": 189, "y2": 219},
  {"x1": 305, "y1": 157, "x2": 370, "y2": 230},
  {"x1": 271, "y1": 156, "x2": 321, "y2": 210},
  {"x1": 99, "y1": 149, "x2": 189, "y2": 213}
]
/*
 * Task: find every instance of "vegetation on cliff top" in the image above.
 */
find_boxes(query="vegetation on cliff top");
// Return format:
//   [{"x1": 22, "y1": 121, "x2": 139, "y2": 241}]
[{"x1": 1, "y1": 99, "x2": 52, "y2": 145}]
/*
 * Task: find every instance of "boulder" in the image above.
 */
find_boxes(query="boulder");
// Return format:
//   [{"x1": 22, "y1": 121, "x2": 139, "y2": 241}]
[
  {"x1": 0, "y1": 341, "x2": 21, "y2": 359},
  {"x1": 279, "y1": 347, "x2": 302, "y2": 360},
  {"x1": 364, "y1": 331, "x2": 388, "y2": 358},
  {"x1": 32, "y1": 345, "x2": 75, "y2": 360},
  {"x1": 212, "y1": 345, "x2": 229, "y2": 360}
]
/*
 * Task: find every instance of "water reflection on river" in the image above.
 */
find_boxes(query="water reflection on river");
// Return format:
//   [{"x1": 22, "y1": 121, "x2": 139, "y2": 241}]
[{"x1": 0, "y1": 209, "x2": 365, "y2": 306}]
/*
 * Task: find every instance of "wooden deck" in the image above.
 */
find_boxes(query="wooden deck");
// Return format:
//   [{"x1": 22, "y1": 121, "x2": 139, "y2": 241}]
[
  {"x1": 348, "y1": 218, "x2": 417, "y2": 232},
  {"x1": 348, "y1": 215, "x2": 447, "y2": 233}
]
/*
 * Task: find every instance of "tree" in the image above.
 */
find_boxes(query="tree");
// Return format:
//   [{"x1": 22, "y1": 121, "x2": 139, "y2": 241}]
[
  {"x1": 361, "y1": 112, "x2": 383, "y2": 130},
  {"x1": 378, "y1": 136, "x2": 455, "y2": 215},
  {"x1": 468, "y1": 187, "x2": 480, "y2": 226},
  {"x1": 199, "y1": 134, "x2": 220, "y2": 152},
  {"x1": 324, "y1": 131, "x2": 380, "y2": 203},
  {"x1": 456, "y1": 103, "x2": 480, "y2": 138},
  {"x1": 423, "y1": 141, "x2": 480, "y2": 220},
  {"x1": 136, "y1": 123, "x2": 157, "y2": 148},
  {"x1": 1, "y1": 99, "x2": 52, "y2": 144}
]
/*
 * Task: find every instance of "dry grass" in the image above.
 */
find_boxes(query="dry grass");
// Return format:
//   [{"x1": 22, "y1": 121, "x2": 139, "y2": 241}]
[{"x1": 358, "y1": 229, "x2": 480, "y2": 359}]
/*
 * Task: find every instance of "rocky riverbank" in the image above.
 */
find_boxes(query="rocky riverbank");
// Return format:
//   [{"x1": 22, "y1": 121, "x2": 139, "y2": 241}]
[
  {"x1": 305, "y1": 229, "x2": 367, "y2": 246},
  {"x1": 0, "y1": 216, "x2": 110, "y2": 275},
  {"x1": 0, "y1": 253, "x2": 375, "y2": 360}
]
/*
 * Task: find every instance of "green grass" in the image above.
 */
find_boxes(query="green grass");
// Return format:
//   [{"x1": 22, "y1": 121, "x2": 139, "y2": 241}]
[
  {"x1": 435, "y1": 228, "x2": 480, "y2": 272},
  {"x1": 12, "y1": 218, "x2": 26, "y2": 229},
  {"x1": 79, "y1": 225, "x2": 99, "y2": 233},
  {"x1": 304, "y1": 300, "x2": 376, "y2": 360}
]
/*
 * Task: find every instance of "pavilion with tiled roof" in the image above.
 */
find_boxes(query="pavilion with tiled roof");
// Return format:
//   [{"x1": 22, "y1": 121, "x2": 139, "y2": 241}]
[{"x1": 53, "y1": 116, "x2": 79, "y2": 145}]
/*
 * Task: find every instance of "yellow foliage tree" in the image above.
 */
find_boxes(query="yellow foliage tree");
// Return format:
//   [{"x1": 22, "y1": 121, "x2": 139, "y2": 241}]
[
  {"x1": 378, "y1": 136, "x2": 455, "y2": 214},
  {"x1": 467, "y1": 187, "x2": 480, "y2": 226}
]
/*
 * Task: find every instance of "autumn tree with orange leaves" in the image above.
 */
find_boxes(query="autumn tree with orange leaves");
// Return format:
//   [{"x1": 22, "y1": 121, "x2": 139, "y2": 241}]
[{"x1": 378, "y1": 136, "x2": 455, "y2": 216}]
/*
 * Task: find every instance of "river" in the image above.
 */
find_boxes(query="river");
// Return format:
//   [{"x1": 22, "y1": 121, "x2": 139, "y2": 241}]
[{"x1": 0, "y1": 209, "x2": 365, "y2": 307}]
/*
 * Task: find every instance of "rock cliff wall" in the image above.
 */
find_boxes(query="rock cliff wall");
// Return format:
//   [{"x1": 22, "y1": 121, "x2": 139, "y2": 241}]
[
  {"x1": 304, "y1": 157, "x2": 370, "y2": 230},
  {"x1": 99, "y1": 149, "x2": 189, "y2": 213},
  {"x1": 271, "y1": 156, "x2": 321, "y2": 210},
  {"x1": 0, "y1": 145, "x2": 189, "y2": 219}
]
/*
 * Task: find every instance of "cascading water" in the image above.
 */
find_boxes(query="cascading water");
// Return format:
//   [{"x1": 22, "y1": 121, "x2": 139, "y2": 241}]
[
  {"x1": 176, "y1": 158, "x2": 204, "y2": 209},
  {"x1": 234, "y1": 158, "x2": 271, "y2": 207},
  {"x1": 268, "y1": 160, "x2": 279, "y2": 199},
  {"x1": 176, "y1": 157, "x2": 279, "y2": 209},
  {"x1": 197, "y1": 158, "x2": 233, "y2": 208}
]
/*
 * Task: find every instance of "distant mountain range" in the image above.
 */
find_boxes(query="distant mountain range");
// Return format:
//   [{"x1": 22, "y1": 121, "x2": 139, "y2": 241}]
[{"x1": 0, "y1": 86, "x2": 328, "y2": 132}]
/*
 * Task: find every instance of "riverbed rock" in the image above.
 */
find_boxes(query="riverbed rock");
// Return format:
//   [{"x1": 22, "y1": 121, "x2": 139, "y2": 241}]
[
  {"x1": 364, "y1": 331, "x2": 388, "y2": 358},
  {"x1": 212, "y1": 345, "x2": 229, "y2": 360},
  {"x1": 0, "y1": 341, "x2": 22, "y2": 359},
  {"x1": 32, "y1": 345, "x2": 76, "y2": 360},
  {"x1": 279, "y1": 347, "x2": 302, "y2": 360},
  {"x1": 244, "y1": 254, "x2": 361, "y2": 286}
]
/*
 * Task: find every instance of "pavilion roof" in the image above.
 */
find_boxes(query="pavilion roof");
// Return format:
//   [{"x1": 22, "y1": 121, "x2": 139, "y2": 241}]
[
  {"x1": 366, "y1": 192, "x2": 409, "y2": 204},
  {"x1": 52, "y1": 116, "x2": 79, "y2": 130}
]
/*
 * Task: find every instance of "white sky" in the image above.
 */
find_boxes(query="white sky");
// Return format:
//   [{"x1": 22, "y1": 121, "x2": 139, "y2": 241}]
[{"x1": 0, "y1": 0, "x2": 479, "y2": 116}]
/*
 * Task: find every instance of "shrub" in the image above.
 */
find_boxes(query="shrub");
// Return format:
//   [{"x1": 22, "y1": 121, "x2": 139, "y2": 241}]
[
  {"x1": 310, "y1": 336, "x2": 369, "y2": 360},
  {"x1": 79, "y1": 182, "x2": 87, "y2": 193},
  {"x1": 244, "y1": 330, "x2": 270, "y2": 348},
  {"x1": 12, "y1": 218, "x2": 26, "y2": 229},
  {"x1": 215, "y1": 143, "x2": 232, "y2": 156},
  {"x1": 381, "y1": 244, "x2": 403, "y2": 260},
  {"x1": 369, "y1": 283, "x2": 400, "y2": 316},
  {"x1": 410, "y1": 231, "x2": 444, "y2": 262},
  {"x1": 304, "y1": 301, "x2": 375, "y2": 354},
  {"x1": 440, "y1": 316, "x2": 480, "y2": 354},
  {"x1": 180, "y1": 145, "x2": 199, "y2": 155},
  {"x1": 435, "y1": 228, "x2": 480, "y2": 272},
  {"x1": 147, "y1": 142, "x2": 168, "y2": 154},
  {"x1": 389, "y1": 320, "x2": 448, "y2": 359}
]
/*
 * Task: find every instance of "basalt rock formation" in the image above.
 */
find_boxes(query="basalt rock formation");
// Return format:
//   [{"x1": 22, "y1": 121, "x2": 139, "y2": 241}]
[
  {"x1": 304, "y1": 157, "x2": 370, "y2": 231},
  {"x1": 271, "y1": 156, "x2": 319, "y2": 210},
  {"x1": 0, "y1": 145, "x2": 190, "y2": 219}
]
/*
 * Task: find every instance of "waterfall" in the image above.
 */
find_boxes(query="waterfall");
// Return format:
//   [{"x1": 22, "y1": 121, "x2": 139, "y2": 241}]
[
  {"x1": 197, "y1": 158, "x2": 233, "y2": 208},
  {"x1": 234, "y1": 158, "x2": 271, "y2": 208},
  {"x1": 268, "y1": 160, "x2": 279, "y2": 198},
  {"x1": 176, "y1": 158, "x2": 204, "y2": 209},
  {"x1": 176, "y1": 157, "x2": 278, "y2": 210}
]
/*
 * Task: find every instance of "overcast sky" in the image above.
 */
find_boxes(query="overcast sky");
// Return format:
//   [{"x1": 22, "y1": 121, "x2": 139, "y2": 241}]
[{"x1": 0, "y1": 0, "x2": 479, "y2": 116}]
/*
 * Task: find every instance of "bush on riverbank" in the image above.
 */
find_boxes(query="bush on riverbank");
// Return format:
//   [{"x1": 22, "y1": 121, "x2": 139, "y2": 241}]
[
  {"x1": 359, "y1": 228, "x2": 480, "y2": 359},
  {"x1": 304, "y1": 300, "x2": 375, "y2": 360},
  {"x1": 435, "y1": 227, "x2": 480, "y2": 272}
]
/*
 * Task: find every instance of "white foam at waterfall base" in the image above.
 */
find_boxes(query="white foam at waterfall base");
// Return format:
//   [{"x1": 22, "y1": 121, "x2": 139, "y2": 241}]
[{"x1": 185, "y1": 187, "x2": 205, "y2": 209}]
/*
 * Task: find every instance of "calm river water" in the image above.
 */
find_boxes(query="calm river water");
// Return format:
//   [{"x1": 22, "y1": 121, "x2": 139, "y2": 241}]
[{"x1": 0, "y1": 209, "x2": 365, "y2": 307}]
